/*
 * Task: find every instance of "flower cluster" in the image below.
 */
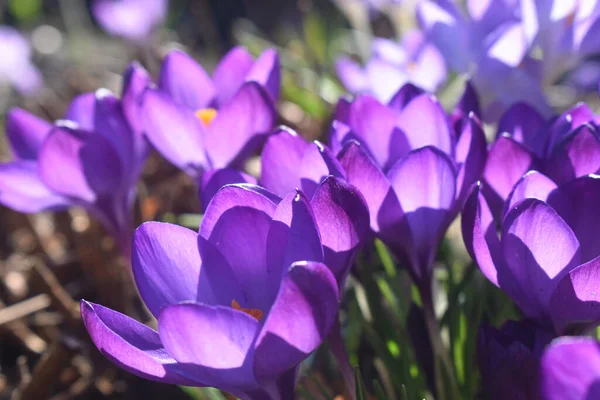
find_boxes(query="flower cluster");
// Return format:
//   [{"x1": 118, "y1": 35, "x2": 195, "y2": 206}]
[{"x1": 5, "y1": 2, "x2": 600, "y2": 398}]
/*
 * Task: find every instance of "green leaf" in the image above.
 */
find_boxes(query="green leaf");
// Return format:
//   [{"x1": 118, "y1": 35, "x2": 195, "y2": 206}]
[
  {"x1": 355, "y1": 366, "x2": 369, "y2": 400},
  {"x1": 179, "y1": 386, "x2": 226, "y2": 400},
  {"x1": 373, "y1": 380, "x2": 388, "y2": 400},
  {"x1": 304, "y1": 12, "x2": 327, "y2": 65}
]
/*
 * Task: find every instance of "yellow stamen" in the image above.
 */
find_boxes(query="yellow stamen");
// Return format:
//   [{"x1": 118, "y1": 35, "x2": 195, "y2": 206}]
[
  {"x1": 195, "y1": 108, "x2": 218, "y2": 127},
  {"x1": 231, "y1": 299, "x2": 264, "y2": 321}
]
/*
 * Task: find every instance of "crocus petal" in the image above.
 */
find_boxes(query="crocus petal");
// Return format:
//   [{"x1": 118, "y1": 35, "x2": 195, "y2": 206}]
[
  {"x1": 364, "y1": 59, "x2": 410, "y2": 104},
  {"x1": 455, "y1": 81, "x2": 481, "y2": 120},
  {"x1": 455, "y1": 114, "x2": 487, "y2": 204},
  {"x1": 348, "y1": 95, "x2": 410, "y2": 171},
  {"x1": 299, "y1": 142, "x2": 346, "y2": 199},
  {"x1": 205, "y1": 82, "x2": 276, "y2": 168},
  {"x1": 547, "y1": 175, "x2": 600, "y2": 263},
  {"x1": 501, "y1": 198, "x2": 580, "y2": 320},
  {"x1": 387, "y1": 146, "x2": 457, "y2": 281},
  {"x1": 545, "y1": 103, "x2": 595, "y2": 155},
  {"x1": 0, "y1": 160, "x2": 69, "y2": 213},
  {"x1": 81, "y1": 300, "x2": 198, "y2": 386},
  {"x1": 158, "y1": 302, "x2": 259, "y2": 390},
  {"x1": 200, "y1": 184, "x2": 279, "y2": 240},
  {"x1": 482, "y1": 134, "x2": 535, "y2": 215},
  {"x1": 246, "y1": 48, "x2": 281, "y2": 103},
  {"x1": 461, "y1": 183, "x2": 505, "y2": 287},
  {"x1": 337, "y1": 141, "x2": 402, "y2": 233},
  {"x1": 93, "y1": 89, "x2": 137, "y2": 176},
  {"x1": 396, "y1": 94, "x2": 453, "y2": 156},
  {"x1": 92, "y1": 0, "x2": 166, "y2": 41},
  {"x1": 540, "y1": 338, "x2": 600, "y2": 400},
  {"x1": 545, "y1": 124, "x2": 600, "y2": 185},
  {"x1": 497, "y1": 102, "x2": 545, "y2": 156},
  {"x1": 132, "y1": 222, "x2": 213, "y2": 318},
  {"x1": 260, "y1": 127, "x2": 309, "y2": 198},
  {"x1": 329, "y1": 119, "x2": 352, "y2": 156},
  {"x1": 484, "y1": 23, "x2": 528, "y2": 68},
  {"x1": 551, "y1": 256, "x2": 600, "y2": 335},
  {"x1": 200, "y1": 168, "x2": 257, "y2": 212},
  {"x1": 141, "y1": 88, "x2": 208, "y2": 178},
  {"x1": 121, "y1": 62, "x2": 152, "y2": 141},
  {"x1": 212, "y1": 46, "x2": 255, "y2": 106},
  {"x1": 417, "y1": 0, "x2": 470, "y2": 72},
  {"x1": 336, "y1": 57, "x2": 370, "y2": 94},
  {"x1": 387, "y1": 83, "x2": 424, "y2": 111},
  {"x1": 200, "y1": 184, "x2": 280, "y2": 310},
  {"x1": 310, "y1": 177, "x2": 370, "y2": 281},
  {"x1": 504, "y1": 171, "x2": 557, "y2": 216},
  {"x1": 158, "y1": 50, "x2": 216, "y2": 110},
  {"x1": 65, "y1": 93, "x2": 96, "y2": 130},
  {"x1": 38, "y1": 125, "x2": 123, "y2": 203},
  {"x1": 254, "y1": 261, "x2": 339, "y2": 383},
  {"x1": 6, "y1": 108, "x2": 51, "y2": 160},
  {"x1": 266, "y1": 192, "x2": 324, "y2": 290}
]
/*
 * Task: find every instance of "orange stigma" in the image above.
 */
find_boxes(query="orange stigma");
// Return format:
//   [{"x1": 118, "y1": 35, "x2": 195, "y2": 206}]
[
  {"x1": 195, "y1": 108, "x2": 218, "y2": 126},
  {"x1": 231, "y1": 300, "x2": 264, "y2": 321}
]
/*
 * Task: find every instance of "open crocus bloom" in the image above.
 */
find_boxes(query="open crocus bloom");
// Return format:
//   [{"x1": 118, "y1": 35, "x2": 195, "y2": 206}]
[
  {"x1": 82, "y1": 180, "x2": 369, "y2": 398},
  {"x1": 483, "y1": 101, "x2": 600, "y2": 216},
  {"x1": 331, "y1": 83, "x2": 486, "y2": 286},
  {"x1": 520, "y1": 0, "x2": 600, "y2": 87},
  {"x1": 462, "y1": 175, "x2": 600, "y2": 335},
  {"x1": 540, "y1": 337, "x2": 600, "y2": 400},
  {"x1": 417, "y1": 0, "x2": 552, "y2": 119},
  {"x1": 0, "y1": 63, "x2": 150, "y2": 254},
  {"x1": 336, "y1": 31, "x2": 447, "y2": 103},
  {"x1": 478, "y1": 319, "x2": 552, "y2": 400},
  {"x1": 141, "y1": 47, "x2": 279, "y2": 181},
  {"x1": 92, "y1": 0, "x2": 168, "y2": 41}
]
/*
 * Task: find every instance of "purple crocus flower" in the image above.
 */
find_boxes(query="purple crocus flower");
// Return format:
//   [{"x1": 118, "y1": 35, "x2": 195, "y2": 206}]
[
  {"x1": 92, "y1": 0, "x2": 168, "y2": 41},
  {"x1": 521, "y1": 0, "x2": 600, "y2": 88},
  {"x1": 141, "y1": 47, "x2": 279, "y2": 186},
  {"x1": 81, "y1": 178, "x2": 369, "y2": 398},
  {"x1": 478, "y1": 319, "x2": 552, "y2": 400},
  {"x1": 331, "y1": 83, "x2": 487, "y2": 287},
  {"x1": 483, "y1": 101, "x2": 600, "y2": 216},
  {"x1": 336, "y1": 31, "x2": 447, "y2": 102},
  {"x1": 0, "y1": 26, "x2": 42, "y2": 95},
  {"x1": 0, "y1": 63, "x2": 150, "y2": 256},
  {"x1": 540, "y1": 337, "x2": 600, "y2": 400},
  {"x1": 417, "y1": 0, "x2": 552, "y2": 119},
  {"x1": 463, "y1": 174, "x2": 600, "y2": 335}
]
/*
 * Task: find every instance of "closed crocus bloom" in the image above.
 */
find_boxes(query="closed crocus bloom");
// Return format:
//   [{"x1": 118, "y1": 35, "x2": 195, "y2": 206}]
[
  {"x1": 200, "y1": 125, "x2": 350, "y2": 216},
  {"x1": 540, "y1": 337, "x2": 600, "y2": 400},
  {"x1": 478, "y1": 319, "x2": 552, "y2": 400},
  {"x1": 336, "y1": 31, "x2": 447, "y2": 103},
  {"x1": 332, "y1": 83, "x2": 487, "y2": 287},
  {"x1": 81, "y1": 179, "x2": 369, "y2": 399},
  {"x1": 0, "y1": 63, "x2": 151, "y2": 256},
  {"x1": 141, "y1": 47, "x2": 279, "y2": 182},
  {"x1": 92, "y1": 0, "x2": 168, "y2": 42},
  {"x1": 259, "y1": 127, "x2": 346, "y2": 199},
  {"x1": 462, "y1": 174, "x2": 600, "y2": 335},
  {"x1": 483, "y1": 101, "x2": 600, "y2": 216}
]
